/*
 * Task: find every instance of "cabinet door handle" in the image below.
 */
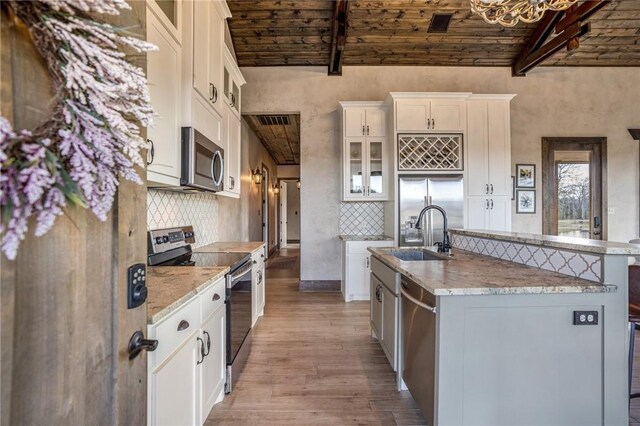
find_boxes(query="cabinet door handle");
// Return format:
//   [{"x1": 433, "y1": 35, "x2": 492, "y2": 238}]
[
  {"x1": 202, "y1": 331, "x2": 211, "y2": 356},
  {"x1": 427, "y1": 117, "x2": 431, "y2": 129},
  {"x1": 486, "y1": 199, "x2": 490, "y2": 210},
  {"x1": 212, "y1": 293, "x2": 221, "y2": 301},
  {"x1": 485, "y1": 184, "x2": 489, "y2": 194},
  {"x1": 431, "y1": 118, "x2": 435, "y2": 129},
  {"x1": 365, "y1": 257, "x2": 370, "y2": 268},
  {"x1": 362, "y1": 125, "x2": 365, "y2": 135},
  {"x1": 147, "y1": 139, "x2": 155, "y2": 165},
  {"x1": 212, "y1": 85, "x2": 218, "y2": 103},
  {"x1": 490, "y1": 184, "x2": 494, "y2": 194},
  {"x1": 177, "y1": 320, "x2": 190, "y2": 331},
  {"x1": 196, "y1": 337, "x2": 205, "y2": 364},
  {"x1": 490, "y1": 199, "x2": 494, "y2": 210},
  {"x1": 366, "y1": 125, "x2": 370, "y2": 135}
]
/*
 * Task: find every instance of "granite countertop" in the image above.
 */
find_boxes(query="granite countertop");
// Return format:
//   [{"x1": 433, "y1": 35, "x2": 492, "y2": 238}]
[
  {"x1": 368, "y1": 247, "x2": 617, "y2": 296},
  {"x1": 451, "y1": 229, "x2": 640, "y2": 255},
  {"x1": 147, "y1": 266, "x2": 228, "y2": 324},
  {"x1": 194, "y1": 241, "x2": 265, "y2": 254},
  {"x1": 339, "y1": 235, "x2": 394, "y2": 241}
]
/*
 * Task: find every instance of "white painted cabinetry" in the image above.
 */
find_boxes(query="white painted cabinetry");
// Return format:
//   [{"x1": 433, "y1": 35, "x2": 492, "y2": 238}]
[
  {"x1": 146, "y1": 1, "x2": 182, "y2": 186},
  {"x1": 465, "y1": 97, "x2": 515, "y2": 232},
  {"x1": 340, "y1": 102, "x2": 389, "y2": 201},
  {"x1": 395, "y1": 97, "x2": 466, "y2": 132},
  {"x1": 148, "y1": 277, "x2": 226, "y2": 426},
  {"x1": 341, "y1": 240, "x2": 394, "y2": 302},
  {"x1": 370, "y1": 256, "x2": 401, "y2": 373},
  {"x1": 252, "y1": 246, "x2": 266, "y2": 325}
]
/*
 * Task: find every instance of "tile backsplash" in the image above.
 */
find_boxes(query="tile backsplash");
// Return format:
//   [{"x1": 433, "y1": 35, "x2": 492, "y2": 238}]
[
  {"x1": 340, "y1": 202, "x2": 385, "y2": 235},
  {"x1": 147, "y1": 190, "x2": 221, "y2": 248}
]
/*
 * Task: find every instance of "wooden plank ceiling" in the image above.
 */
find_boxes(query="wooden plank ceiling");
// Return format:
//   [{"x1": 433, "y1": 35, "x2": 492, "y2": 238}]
[
  {"x1": 227, "y1": 0, "x2": 640, "y2": 68},
  {"x1": 244, "y1": 114, "x2": 301, "y2": 165}
]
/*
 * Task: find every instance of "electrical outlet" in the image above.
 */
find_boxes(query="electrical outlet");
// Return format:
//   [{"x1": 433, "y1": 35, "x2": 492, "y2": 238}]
[
  {"x1": 573, "y1": 310, "x2": 598, "y2": 325},
  {"x1": 607, "y1": 207, "x2": 616, "y2": 215}
]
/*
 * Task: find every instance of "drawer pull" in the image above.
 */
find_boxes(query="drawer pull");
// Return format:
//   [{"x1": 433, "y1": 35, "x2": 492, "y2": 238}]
[
  {"x1": 177, "y1": 320, "x2": 190, "y2": 331},
  {"x1": 212, "y1": 293, "x2": 221, "y2": 302}
]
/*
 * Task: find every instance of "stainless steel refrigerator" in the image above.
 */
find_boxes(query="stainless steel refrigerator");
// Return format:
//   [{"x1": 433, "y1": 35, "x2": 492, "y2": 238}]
[{"x1": 398, "y1": 175, "x2": 464, "y2": 247}]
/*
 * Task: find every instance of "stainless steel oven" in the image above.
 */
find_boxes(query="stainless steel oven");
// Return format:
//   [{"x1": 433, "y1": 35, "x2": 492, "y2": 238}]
[
  {"x1": 225, "y1": 259, "x2": 253, "y2": 394},
  {"x1": 181, "y1": 127, "x2": 224, "y2": 192}
]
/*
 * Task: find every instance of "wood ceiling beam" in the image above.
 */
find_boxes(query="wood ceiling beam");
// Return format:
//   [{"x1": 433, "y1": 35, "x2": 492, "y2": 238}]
[
  {"x1": 512, "y1": 0, "x2": 607, "y2": 76},
  {"x1": 328, "y1": 0, "x2": 350, "y2": 76}
]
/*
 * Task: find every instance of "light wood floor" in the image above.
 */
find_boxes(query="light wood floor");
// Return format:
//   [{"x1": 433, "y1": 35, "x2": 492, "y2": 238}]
[{"x1": 206, "y1": 248, "x2": 426, "y2": 425}]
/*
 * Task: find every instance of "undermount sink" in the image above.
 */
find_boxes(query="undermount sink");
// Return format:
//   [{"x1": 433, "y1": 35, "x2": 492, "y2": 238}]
[{"x1": 389, "y1": 249, "x2": 451, "y2": 261}]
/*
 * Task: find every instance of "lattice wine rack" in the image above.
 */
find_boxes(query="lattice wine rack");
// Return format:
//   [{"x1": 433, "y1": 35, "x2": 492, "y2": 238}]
[{"x1": 397, "y1": 134, "x2": 463, "y2": 171}]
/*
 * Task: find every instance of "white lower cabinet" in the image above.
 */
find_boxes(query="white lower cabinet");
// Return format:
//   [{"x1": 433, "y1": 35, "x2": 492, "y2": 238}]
[
  {"x1": 148, "y1": 277, "x2": 226, "y2": 426},
  {"x1": 370, "y1": 256, "x2": 400, "y2": 373},
  {"x1": 199, "y1": 305, "x2": 225, "y2": 421},
  {"x1": 251, "y1": 246, "x2": 266, "y2": 326},
  {"x1": 151, "y1": 333, "x2": 199, "y2": 426},
  {"x1": 467, "y1": 195, "x2": 511, "y2": 232},
  {"x1": 342, "y1": 239, "x2": 394, "y2": 302}
]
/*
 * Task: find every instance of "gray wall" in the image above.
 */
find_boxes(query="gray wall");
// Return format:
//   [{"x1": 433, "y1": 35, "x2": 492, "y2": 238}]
[{"x1": 240, "y1": 66, "x2": 640, "y2": 281}]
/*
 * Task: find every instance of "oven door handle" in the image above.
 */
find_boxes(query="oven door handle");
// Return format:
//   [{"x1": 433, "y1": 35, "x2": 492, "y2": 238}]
[{"x1": 228, "y1": 262, "x2": 252, "y2": 285}]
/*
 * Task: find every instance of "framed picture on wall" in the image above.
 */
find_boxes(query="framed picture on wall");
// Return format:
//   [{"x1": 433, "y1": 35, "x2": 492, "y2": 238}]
[
  {"x1": 516, "y1": 164, "x2": 536, "y2": 188},
  {"x1": 516, "y1": 190, "x2": 536, "y2": 214}
]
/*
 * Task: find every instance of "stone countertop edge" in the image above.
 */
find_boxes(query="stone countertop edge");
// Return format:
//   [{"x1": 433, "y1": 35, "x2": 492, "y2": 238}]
[
  {"x1": 450, "y1": 229, "x2": 640, "y2": 255},
  {"x1": 194, "y1": 241, "x2": 266, "y2": 253},
  {"x1": 147, "y1": 266, "x2": 229, "y2": 325},
  {"x1": 368, "y1": 247, "x2": 617, "y2": 296},
  {"x1": 339, "y1": 235, "x2": 394, "y2": 241}
]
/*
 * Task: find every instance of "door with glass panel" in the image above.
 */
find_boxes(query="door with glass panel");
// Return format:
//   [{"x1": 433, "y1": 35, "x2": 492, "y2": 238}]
[{"x1": 542, "y1": 138, "x2": 605, "y2": 240}]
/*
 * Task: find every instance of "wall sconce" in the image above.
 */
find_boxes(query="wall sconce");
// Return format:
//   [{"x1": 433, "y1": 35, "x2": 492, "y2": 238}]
[
  {"x1": 273, "y1": 183, "x2": 280, "y2": 194},
  {"x1": 296, "y1": 179, "x2": 301, "y2": 189},
  {"x1": 252, "y1": 168, "x2": 263, "y2": 185}
]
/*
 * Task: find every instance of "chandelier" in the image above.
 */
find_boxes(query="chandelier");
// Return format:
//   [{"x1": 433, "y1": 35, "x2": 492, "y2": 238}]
[{"x1": 471, "y1": 0, "x2": 578, "y2": 27}]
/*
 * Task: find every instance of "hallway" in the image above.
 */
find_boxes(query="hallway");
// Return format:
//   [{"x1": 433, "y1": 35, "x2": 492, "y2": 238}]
[{"x1": 207, "y1": 248, "x2": 426, "y2": 425}]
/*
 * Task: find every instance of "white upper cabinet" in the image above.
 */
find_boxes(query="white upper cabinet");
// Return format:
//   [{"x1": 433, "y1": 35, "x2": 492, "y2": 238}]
[
  {"x1": 395, "y1": 96, "x2": 466, "y2": 132},
  {"x1": 223, "y1": 47, "x2": 245, "y2": 119},
  {"x1": 191, "y1": 0, "x2": 225, "y2": 115},
  {"x1": 340, "y1": 102, "x2": 389, "y2": 201},
  {"x1": 146, "y1": 1, "x2": 182, "y2": 186},
  {"x1": 344, "y1": 108, "x2": 386, "y2": 137},
  {"x1": 465, "y1": 95, "x2": 515, "y2": 232}
]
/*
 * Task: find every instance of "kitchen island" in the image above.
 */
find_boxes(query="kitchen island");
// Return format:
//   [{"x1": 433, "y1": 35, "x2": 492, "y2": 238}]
[{"x1": 368, "y1": 229, "x2": 638, "y2": 426}]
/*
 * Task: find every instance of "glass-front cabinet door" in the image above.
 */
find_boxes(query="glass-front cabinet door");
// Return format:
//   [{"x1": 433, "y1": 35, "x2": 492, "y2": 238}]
[
  {"x1": 367, "y1": 139, "x2": 384, "y2": 198},
  {"x1": 346, "y1": 139, "x2": 364, "y2": 198}
]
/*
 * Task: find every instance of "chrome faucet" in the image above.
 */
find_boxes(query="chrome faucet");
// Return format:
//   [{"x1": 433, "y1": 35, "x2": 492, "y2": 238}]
[{"x1": 415, "y1": 204, "x2": 451, "y2": 254}]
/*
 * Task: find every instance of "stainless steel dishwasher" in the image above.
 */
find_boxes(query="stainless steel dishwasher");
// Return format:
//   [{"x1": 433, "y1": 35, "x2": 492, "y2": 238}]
[{"x1": 401, "y1": 276, "x2": 437, "y2": 425}]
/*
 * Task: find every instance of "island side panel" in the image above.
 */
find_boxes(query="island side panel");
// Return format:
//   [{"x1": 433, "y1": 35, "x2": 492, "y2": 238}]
[{"x1": 436, "y1": 291, "x2": 625, "y2": 425}]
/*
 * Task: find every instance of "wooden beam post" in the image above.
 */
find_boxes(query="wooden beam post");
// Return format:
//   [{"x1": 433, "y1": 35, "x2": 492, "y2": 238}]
[
  {"x1": 512, "y1": 0, "x2": 606, "y2": 76},
  {"x1": 328, "y1": 0, "x2": 350, "y2": 76}
]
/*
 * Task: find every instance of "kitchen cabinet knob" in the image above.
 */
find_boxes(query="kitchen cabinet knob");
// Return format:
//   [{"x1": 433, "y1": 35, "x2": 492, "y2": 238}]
[
  {"x1": 197, "y1": 337, "x2": 205, "y2": 365},
  {"x1": 212, "y1": 293, "x2": 221, "y2": 301},
  {"x1": 177, "y1": 320, "x2": 190, "y2": 331},
  {"x1": 147, "y1": 139, "x2": 155, "y2": 165},
  {"x1": 202, "y1": 331, "x2": 211, "y2": 356}
]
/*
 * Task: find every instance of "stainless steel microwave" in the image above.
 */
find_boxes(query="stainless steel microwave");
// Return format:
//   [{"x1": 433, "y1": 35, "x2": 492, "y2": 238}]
[{"x1": 180, "y1": 127, "x2": 224, "y2": 192}]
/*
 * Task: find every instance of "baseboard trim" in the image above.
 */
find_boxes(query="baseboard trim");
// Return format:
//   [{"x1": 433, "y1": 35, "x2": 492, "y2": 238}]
[
  {"x1": 299, "y1": 280, "x2": 341, "y2": 292},
  {"x1": 268, "y1": 246, "x2": 277, "y2": 257}
]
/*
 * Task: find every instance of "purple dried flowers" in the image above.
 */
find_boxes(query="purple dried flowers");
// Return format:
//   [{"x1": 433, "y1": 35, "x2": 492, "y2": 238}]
[{"x1": 0, "y1": 0, "x2": 157, "y2": 260}]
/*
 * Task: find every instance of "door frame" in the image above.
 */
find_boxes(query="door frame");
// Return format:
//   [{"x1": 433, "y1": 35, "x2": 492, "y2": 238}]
[
  {"x1": 280, "y1": 181, "x2": 288, "y2": 249},
  {"x1": 541, "y1": 137, "x2": 607, "y2": 239},
  {"x1": 261, "y1": 164, "x2": 270, "y2": 256},
  {"x1": 276, "y1": 177, "x2": 301, "y2": 250}
]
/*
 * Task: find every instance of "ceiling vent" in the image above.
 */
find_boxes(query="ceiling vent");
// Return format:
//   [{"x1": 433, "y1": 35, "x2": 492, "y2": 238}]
[
  {"x1": 428, "y1": 13, "x2": 453, "y2": 33},
  {"x1": 258, "y1": 115, "x2": 290, "y2": 126}
]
